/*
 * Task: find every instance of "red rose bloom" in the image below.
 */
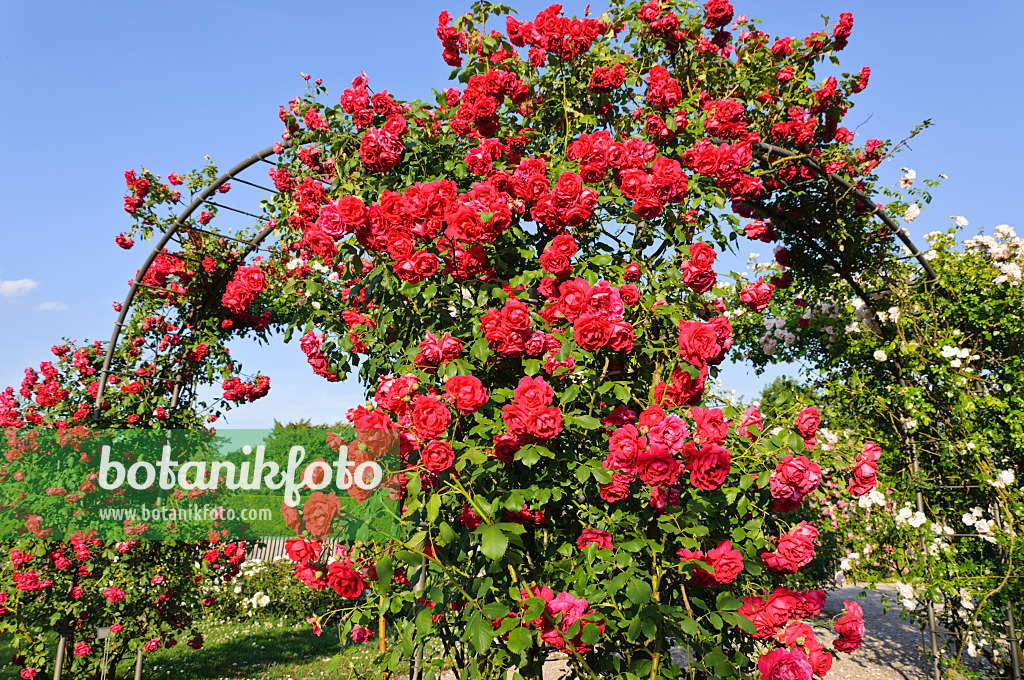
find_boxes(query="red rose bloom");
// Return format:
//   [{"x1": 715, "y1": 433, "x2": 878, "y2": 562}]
[
  {"x1": 421, "y1": 441, "x2": 455, "y2": 473},
  {"x1": 529, "y1": 407, "x2": 564, "y2": 440},
  {"x1": 574, "y1": 314, "x2": 612, "y2": 351},
  {"x1": 706, "y1": 539, "x2": 744, "y2": 584},
  {"x1": 677, "y1": 321, "x2": 722, "y2": 366},
  {"x1": 739, "y1": 276, "x2": 775, "y2": 312},
  {"x1": 703, "y1": 0, "x2": 734, "y2": 29},
  {"x1": 794, "y1": 407, "x2": 821, "y2": 439},
  {"x1": 683, "y1": 442, "x2": 731, "y2": 490},
  {"x1": 834, "y1": 600, "x2": 865, "y2": 653},
  {"x1": 412, "y1": 395, "x2": 452, "y2": 440},
  {"x1": 303, "y1": 491, "x2": 341, "y2": 539},
  {"x1": 501, "y1": 403, "x2": 531, "y2": 436},
  {"x1": 514, "y1": 375, "x2": 555, "y2": 412},
  {"x1": 600, "y1": 473, "x2": 634, "y2": 503},
  {"x1": 635, "y1": 446, "x2": 680, "y2": 487},
  {"x1": 327, "y1": 561, "x2": 366, "y2": 598},
  {"x1": 445, "y1": 375, "x2": 489, "y2": 414},
  {"x1": 577, "y1": 528, "x2": 613, "y2": 550},
  {"x1": 757, "y1": 648, "x2": 812, "y2": 680},
  {"x1": 692, "y1": 407, "x2": 730, "y2": 445},
  {"x1": 607, "y1": 424, "x2": 648, "y2": 471}
]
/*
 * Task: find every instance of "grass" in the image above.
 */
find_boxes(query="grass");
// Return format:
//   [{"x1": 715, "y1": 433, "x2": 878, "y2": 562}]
[{"x1": 1, "y1": 618, "x2": 388, "y2": 680}]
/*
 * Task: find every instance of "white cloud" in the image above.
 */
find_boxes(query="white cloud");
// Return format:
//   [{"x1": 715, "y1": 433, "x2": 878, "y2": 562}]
[
  {"x1": 0, "y1": 278, "x2": 38, "y2": 299},
  {"x1": 36, "y1": 301, "x2": 68, "y2": 312}
]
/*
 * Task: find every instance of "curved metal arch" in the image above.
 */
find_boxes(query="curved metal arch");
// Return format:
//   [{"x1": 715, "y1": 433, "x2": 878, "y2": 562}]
[
  {"x1": 91, "y1": 141, "x2": 292, "y2": 420},
  {"x1": 720, "y1": 137, "x2": 940, "y2": 284},
  {"x1": 90, "y1": 135, "x2": 938, "y2": 421}
]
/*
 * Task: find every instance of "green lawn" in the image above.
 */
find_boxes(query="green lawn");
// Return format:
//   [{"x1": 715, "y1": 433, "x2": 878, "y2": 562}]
[{"x1": 1, "y1": 619, "x2": 389, "y2": 680}]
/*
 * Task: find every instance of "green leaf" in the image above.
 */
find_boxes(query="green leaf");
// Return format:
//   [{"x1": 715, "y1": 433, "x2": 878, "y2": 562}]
[
  {"x1": 482, "y1": 602, "x2": 510, "y2": 619},
  {"x1": 581, "y1": 622, "x2": 602, "y2": 645},
  {"x1": 479, "y1": 525, "x2": 509, "y2": 561},
  {"x1": 716, "y1": 592, "x2": 743, "y2": 611},
  {"x1": 522, "y1": 597, "x2": 546, "y2": 621},
  {"x1": 625, "y1": 579, "x2": 652, "y2": 605},
  {"x1": 515, "y1": 445, "x2": 541, "y2": 467},
  {"x1": 569, "y1": 413, "x2": 601, "y2": 430},
  {"x1": 426, "y1": 494, "x2": 441, "y2": 524},
  {"x1": 507, "y1": 626, "x2": 532, "y2": 654},
  {"x1": 679, "y1": 616, "x2": 699, "y2": 637}
]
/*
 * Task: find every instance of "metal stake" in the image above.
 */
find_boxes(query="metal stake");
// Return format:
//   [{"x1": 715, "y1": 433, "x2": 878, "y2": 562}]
[
  {"x1": 409, "y1": 554, "x2": 429, "y2": 680},
  {"x1": 135, "y1": 648, "x2": 145, "y2": 680},
  {"x1": 52, "y1": 632, "x2": 68, "y2": 680}
]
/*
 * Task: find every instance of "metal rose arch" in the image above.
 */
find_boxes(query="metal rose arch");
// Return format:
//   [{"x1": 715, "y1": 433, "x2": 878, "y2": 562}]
[
  {"x1": 90, "y1": 141, "x2": 293, "y2": 423},
  {"x1": 82, "y1": 131, "x2": 1008, "y2": 680}
]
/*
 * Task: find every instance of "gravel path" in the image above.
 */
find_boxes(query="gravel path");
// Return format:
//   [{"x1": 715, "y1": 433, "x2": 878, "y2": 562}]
[
  {"x1": 812, "y1": 584, "x2": 930, "y2": 680},
  {"x1": 540, "y1": 584, "x2": 933, "y2": 680}
]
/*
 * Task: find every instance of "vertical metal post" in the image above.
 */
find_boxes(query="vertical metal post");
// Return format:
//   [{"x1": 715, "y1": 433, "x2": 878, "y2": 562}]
[
  {"x1": 409, "y1": 554, "x2": 429, "y2": 680},
  {"x1": 52, "y1": 632, "x2": 68, "y2": 680},
  {"x1": 992, "y1": 502, "x2": 1021, "y2": 680},
  {"x1": 909, "y1": 435, "x2": 942, "y2": 680},
  {"x1": 134, "y1": 647, "x2": 145, "y2": 680}
]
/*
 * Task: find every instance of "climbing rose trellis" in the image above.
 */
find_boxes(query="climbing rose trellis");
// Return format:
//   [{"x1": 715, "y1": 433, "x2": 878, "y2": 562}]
[{"x1": 0, "y1": 0, "x2": 907, "y2": 677}]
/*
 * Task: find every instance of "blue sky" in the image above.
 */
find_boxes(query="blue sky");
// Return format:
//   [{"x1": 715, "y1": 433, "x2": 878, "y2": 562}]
[{"x1": 2, "y1": 1, "x2": 1021, "y2": 427}]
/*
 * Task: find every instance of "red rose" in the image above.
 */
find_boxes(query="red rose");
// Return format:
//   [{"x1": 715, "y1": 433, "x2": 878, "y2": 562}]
[
  {"x1": 794, "y1": 407, "x2": 820, "y2": 439},
  {"x1": 757, "y1": 649, "x2": 812, "y2": 680},
  {"x1": 618, "y1": 284, "x2": 640, "y2": 307},
  {"x1": 412, "y1": 395, "x2": 451, "y2": 440},
  {"x1": 281, "y1": 503, "x2": 303, "y2": 533},
  {"x1": 607, "y1": 424, "x2": 647, "y2": 471},
  {"x1": 574, "y1": 314, "x2": 612, "y2": 351},
  {"x1": 549, "y1": 234, "x2": 578, "y2": 257},
  {"x1": 557, "y1": 278, "x2": 591, "y2": 320},
  {"x1": 577, "y1": 528, "x2": 613, "y2": 551},
  {"x1": 501, "y1": 299, "x2": 533, "y2": 331},
  {"x1": 681, "y1": 264, "x2": 717, "y2": 294},
  {"x1": 327, "y1": 561, "x2": 366, "y2": 598},
  {"x1": 635, "y1": 446, "x2": 680, "y2": 487},
  {"x1": 706, "y1": 539, "x2": 743, "y2": 584},
  {"x1": 501, "y1": 403, "x2": 530, "y2": 436},
  {"x1": 703, "y1": 0, "x2": 734, "y2": 29},
  {"x1": 514, "y1": 375, "x2": 555, "y2": 411},
  {"x1": 688, "y1": 242, "x2": 717, "y2": 269},
  {"x1": 762, "y1": 523, "x2": 818, "y2": 574},
  {"x1": 303, "y1": 491, "x2": 341, "y2": 539},
  {"x1": 677, "y1": 321, "x2": 721, "y2": 366},
  {"x1": 683, "y1": 442, "x2": 731, "y2": 490},
  {"x1": 421, "y1": 441, "x2": 455, "y2": 473},
  {"x1": 770, "y1": 455, "x2": 822, "y2": 502},
  {"x1": 445, "y1": 375, "x2": 489, "y2": 414},
  {"x1": 337, "y1": 195, "x2": 367, "y2": 226},
  {"x1": 492, "y1": 433, "x2": 522, "y2": 462},
  {"x1": 387, "y1": 231, "x2": 416, "y2": 261},
  {"x1": 540, "y1": 249, "x2": 572, "y2": 277},
  {"x1": 833, "y1": 601, "x2": 865, "y2": 653},
  {"x1": 739, "y1": 276, "x2": 775, "y2": 312},
  {"x1": 608, "y1": 321, "x2": 635, "y2": 352},
  {"x1": 638, "y1": 405, "x2": 666, "y2": 431},
  {"x1": 285, "y1": 538, "x2": 323, "y2": 564},
  {"x1": 809, "y1": 649, "x2": 833, "y2": 677},
  {"x1": 599, "y1": 473, "x2": 634, "y2": 503},
  {"x1": 529, "y1": 407, "x2": 564, "y2": 440},
  {"x1": 692, "y1": 407, "x2": 729, "y2": 445},
  {"x1": 411, "y1": 251, "x2": 439, "y2": 279}
]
